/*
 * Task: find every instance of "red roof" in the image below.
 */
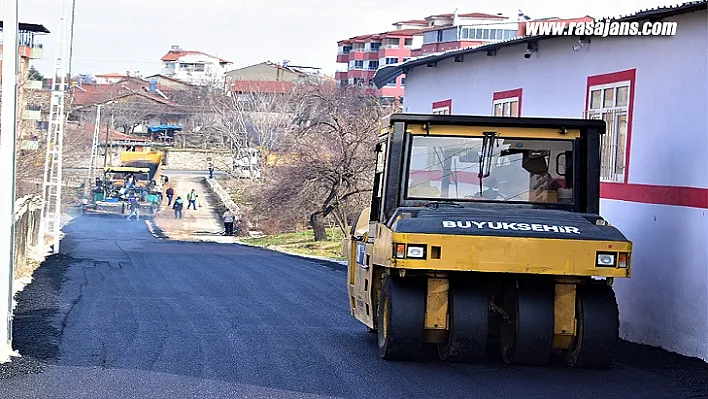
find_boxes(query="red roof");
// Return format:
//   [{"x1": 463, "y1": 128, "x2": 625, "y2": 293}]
[
  {"x1": 394, "y1": 19, "x2": 428, "y2": 25},
  {"x1": 382, "y1": 28, "x2": 425, "y2": 37},
  {"x1": 160, "y1": 49, "x2": 230, "y2": 64},
  {"x1": 71, "y1": 83, "x2": 179, "y2": 108},
  {"x1": 230, "y1": 80, "x2": 294, "y2": 94},
  {"x1": 96, "y1": 73, "x2": 127, "y2": 78},
  {"x1": 427, "y1": 12, "x2": 507, "y2": 19},
  {"x1": 82, "y1": 125, "x2": 150, "y2": 142}
]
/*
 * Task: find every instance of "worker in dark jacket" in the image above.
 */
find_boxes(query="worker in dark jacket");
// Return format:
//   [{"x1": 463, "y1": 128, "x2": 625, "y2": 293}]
[
  {"x1": 165, "y1": 186, "x2": 175, "y2": 206},
  {"x1": 172, "y1": 196, "x2": 184, "y2": 219}
]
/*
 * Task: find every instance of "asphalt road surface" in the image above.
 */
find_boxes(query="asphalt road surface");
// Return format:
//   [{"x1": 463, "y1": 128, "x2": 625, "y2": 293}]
[{"x1": 0, "y1": 215, "x2": 705, "y2": 398}]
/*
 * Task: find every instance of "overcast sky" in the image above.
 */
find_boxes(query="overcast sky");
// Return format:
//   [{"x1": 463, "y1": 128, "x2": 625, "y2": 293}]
[{"x1": 8, "y1": 0, "x2": 673, "y2": 77}]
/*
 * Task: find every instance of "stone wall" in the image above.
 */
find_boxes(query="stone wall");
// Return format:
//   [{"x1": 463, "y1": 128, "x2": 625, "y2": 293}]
[{"x1": 162, "y1": 149, "x2": 232, "y2": 171}]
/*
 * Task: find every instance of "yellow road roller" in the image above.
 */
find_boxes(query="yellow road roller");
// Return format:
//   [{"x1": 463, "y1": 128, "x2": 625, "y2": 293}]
[{"x1": 344, "y1": 113, "x2": 632, "y2": 368}]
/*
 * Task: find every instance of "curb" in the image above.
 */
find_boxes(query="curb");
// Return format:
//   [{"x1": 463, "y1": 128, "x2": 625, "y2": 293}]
[
  {"x1": 203, "y1": 177, "x2": 240, "y2": 215},
  {"x1": 234, "y1": 239, "x2": 347, "y2": 271}
]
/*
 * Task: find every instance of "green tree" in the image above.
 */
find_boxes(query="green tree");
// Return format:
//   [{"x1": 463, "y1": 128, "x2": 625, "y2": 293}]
[{"x1": 27, "y1": 65, "x2": 43, "y2": 80}]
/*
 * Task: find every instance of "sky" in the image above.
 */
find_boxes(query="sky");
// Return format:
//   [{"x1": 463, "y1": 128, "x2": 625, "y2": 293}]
[{"x1": 5, "y1": 0, "x2": 677, "y2": 78}]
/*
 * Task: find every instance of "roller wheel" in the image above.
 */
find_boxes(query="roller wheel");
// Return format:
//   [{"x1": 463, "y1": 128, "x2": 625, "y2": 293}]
[
  {"x1": 438, "y1": 279, "x2": 488, "y2": 362},
  {"x1": 499, "y1": 280, "x2": 554, "y2": 366},
  {"x1": 563, "y1": 284, "x2": 619, "y2": 368},
  {"x1": 377, "y1": 275, "x2": 426, "y2": 360}
]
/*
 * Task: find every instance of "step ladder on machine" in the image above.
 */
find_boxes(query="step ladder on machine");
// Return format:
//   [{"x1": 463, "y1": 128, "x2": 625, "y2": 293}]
[{"x1": 38, "y1": 0, "x2": 68, "y2": 256}]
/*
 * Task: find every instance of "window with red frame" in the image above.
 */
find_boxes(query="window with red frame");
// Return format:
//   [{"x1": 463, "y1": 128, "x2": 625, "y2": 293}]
[
  {"x1": 492, "y1": 88, "x2": 522, "y2": 117},
  {"x1": 585, "y1": 69, "x2": 635, "y2": 183},
  {"x1": 432, "y1": 99, "x2": 451, "y2": 115}
]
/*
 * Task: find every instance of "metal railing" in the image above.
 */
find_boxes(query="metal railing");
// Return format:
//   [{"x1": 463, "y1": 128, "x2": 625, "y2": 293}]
[{"x1": 583, "y1": 109, "x2": 627, "y2": 182}]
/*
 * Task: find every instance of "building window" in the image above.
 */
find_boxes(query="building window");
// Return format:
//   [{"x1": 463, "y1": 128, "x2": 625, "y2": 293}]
[
  {"x1": 432, "y1": 99, "x2": 452, "y2": 115},
  {"x1": 404, "y1": 38, "x2": 413, "y2": 47},
  {"x1": 400, "y1": 77, "x2": 405, "y2": 86},
  {"x1": 368, "y1": 60, "x2": 379, "y2": 70},
  {"x1": 383, "y1": 38, "x2": 399, "y2": 48},
  {"x1": 385, "y1": 57, "x2": 398, "y2": 65},
  {"x1": 492, "y1": 88, "x2": 522, "y2": 117},
  {"x1": 369, "y1": 42, "x2": 381, "y2": 52},
  {"x1": 586, "y1": 69, "x2": 635, "y2": 183},
  {"x1": 353, "y1": 60, "x2": 364, "y2": 69}
]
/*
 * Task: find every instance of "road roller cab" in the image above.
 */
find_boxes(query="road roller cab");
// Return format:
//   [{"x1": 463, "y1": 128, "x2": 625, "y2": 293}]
[{"x1": 345, "y1": 113, "x2": 632, "y2": 368}]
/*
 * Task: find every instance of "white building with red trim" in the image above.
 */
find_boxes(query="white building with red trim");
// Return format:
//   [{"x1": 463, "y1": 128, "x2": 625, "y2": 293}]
[
  {"x1": 373, "y1": 1, "x2": 707, "y2": 360},
  {"x1": 160, "y1": 45, "x2": 232, "y2": 86}
]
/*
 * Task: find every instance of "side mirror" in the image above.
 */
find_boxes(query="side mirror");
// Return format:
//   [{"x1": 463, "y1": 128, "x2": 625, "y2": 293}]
[{"x1": 556, "y1": 152, "x2": 567, "y2": 176}]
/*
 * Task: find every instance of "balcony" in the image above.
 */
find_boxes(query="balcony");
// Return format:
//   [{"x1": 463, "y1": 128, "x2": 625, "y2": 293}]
[
  {"x1": 422, "y1": 25, "x2": 519, "y2": 46},
  {"x1": 336, "y1": 53, "x2": 349, "y2": 63},
  {"x1": 29, "y1": 45, "x2": 43, "y2": 59},
  {"x1": 24, "y1": 79, "x2": 43, "y2": 90}
]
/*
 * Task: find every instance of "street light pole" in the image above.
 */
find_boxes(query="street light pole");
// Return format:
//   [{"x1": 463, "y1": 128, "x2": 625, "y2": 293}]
[{"x1": 0, "y1": 0, "x2": 20, "y2": 362}]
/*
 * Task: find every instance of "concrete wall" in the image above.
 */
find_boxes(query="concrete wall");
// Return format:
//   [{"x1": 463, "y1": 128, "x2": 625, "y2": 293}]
[
  {"x1": 13, "y1": 195, "x2": 43, "y2": 278},
  {"x1": 401, "y1": 10, "x2": 708, "y2": 360}
]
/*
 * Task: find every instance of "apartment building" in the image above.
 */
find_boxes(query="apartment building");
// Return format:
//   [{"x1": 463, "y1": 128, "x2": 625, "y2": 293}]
[
  {"x1": 160, "y1": 45, "x2": 232, "y2": 86},
  {"x1": 0, "y1": 21, "x2": 51, "y2": 150},
  {"x1": 335, "y1": 11, "x2": 519, "y2": 102}
]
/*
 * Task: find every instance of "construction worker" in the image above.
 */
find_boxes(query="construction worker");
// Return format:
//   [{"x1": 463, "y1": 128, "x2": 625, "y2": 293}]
[
  {"x1": 208, "y1": 162, "x2": 214, "y2": 179},
  {"x1": 126, "y1": 196, "x2": 140, "y2": 221},
  {"x1": 165, "y1": 186, "x2": 174, "y2": 206},
  {"x1": 173, "y1": 196, "x2": 184, "y2": 219},
  {"x1": 187, "y1": 189, "x2": 198, "y2": 210},
  {"x1": 222, "y1": 209, "x2": 234, "y2": 235}
]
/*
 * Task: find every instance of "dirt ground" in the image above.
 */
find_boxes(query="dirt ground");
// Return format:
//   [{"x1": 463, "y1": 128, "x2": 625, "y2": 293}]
[{"x1": 148, "y1": 175, "x2": 238, "y2": 244}]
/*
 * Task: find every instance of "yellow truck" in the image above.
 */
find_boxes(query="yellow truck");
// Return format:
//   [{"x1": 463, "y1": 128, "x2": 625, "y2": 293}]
[{"x1": 344, "y1": 113, "x2": 631, "y2": 368}]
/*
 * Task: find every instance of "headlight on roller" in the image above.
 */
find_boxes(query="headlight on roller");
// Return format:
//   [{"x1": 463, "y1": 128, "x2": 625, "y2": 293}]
[
  {"x1": 406, "y1": 245, "x2": 426, "y2": 259},
  {"x1": 596, "y1": 252, "x2": 616, "y2": 267}
]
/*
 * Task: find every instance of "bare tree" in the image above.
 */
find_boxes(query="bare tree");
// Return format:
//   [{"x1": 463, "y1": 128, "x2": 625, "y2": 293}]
[
  {"x1": 249, "y1": 83, "x2": 386, "y2": 241},
  {"x1": 202, "y1": 82, "x2": 301, "y2": 174}
]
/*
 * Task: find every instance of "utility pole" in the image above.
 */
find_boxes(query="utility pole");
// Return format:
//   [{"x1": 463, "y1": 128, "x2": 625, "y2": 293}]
[
  {"x1": 38, "y1": 0, "x2": 69, "y2": 255},
  {"x1": 0, "y1": 0, "x2": 20, "y2": 361}
]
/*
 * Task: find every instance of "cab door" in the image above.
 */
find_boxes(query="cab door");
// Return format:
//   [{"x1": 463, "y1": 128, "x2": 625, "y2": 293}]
[{"x1": 347, "y1": 208, "x2": 373, "y2": 327}]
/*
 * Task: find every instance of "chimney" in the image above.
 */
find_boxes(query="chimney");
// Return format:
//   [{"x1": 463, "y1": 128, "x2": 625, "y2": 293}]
[
  {"x1": 453, "y1": 8, "x2": 459, "y2": 26},
  {"x1": 170, "y1": 44, "x2": 181, "y2": 52}
]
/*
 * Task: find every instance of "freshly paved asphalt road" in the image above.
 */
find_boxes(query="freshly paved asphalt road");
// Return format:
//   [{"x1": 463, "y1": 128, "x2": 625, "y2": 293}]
[{"x1": 0, "y1": 215, "x2": 706, "y2": 398}]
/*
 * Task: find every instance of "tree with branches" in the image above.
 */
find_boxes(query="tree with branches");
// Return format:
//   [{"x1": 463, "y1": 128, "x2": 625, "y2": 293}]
[
  {"x1": 201, "y1": 83, "x2": 302, "y2": 175},
  {"x1": 249, "y1": 83, "x2": 387, "y2": 241}
]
